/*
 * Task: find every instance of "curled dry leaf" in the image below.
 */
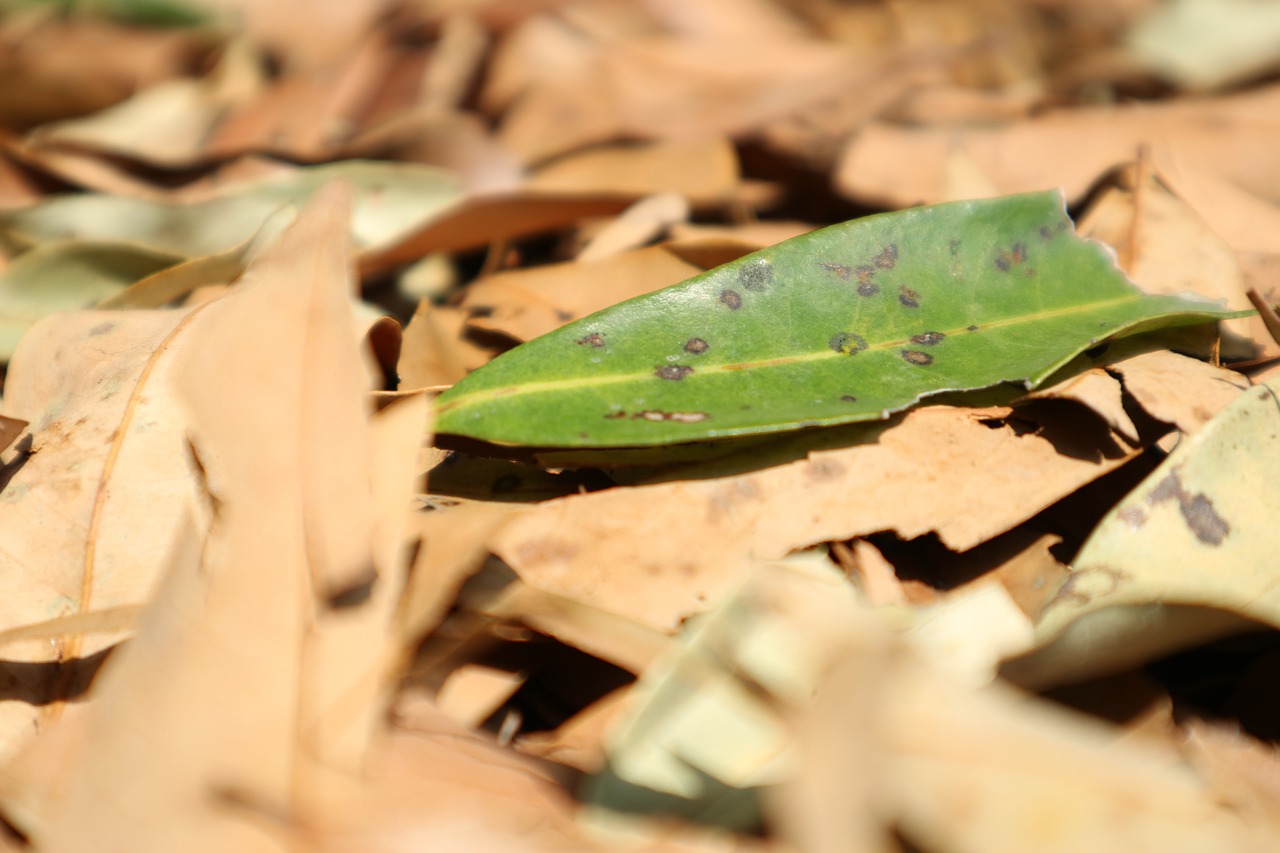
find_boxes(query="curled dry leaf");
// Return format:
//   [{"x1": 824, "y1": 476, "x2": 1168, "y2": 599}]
[{"x1": 1006, "y1": 378, "x2": 1280, "y2": 689}]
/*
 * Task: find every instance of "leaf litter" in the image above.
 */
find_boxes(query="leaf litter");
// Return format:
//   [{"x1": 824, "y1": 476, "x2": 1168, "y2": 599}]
[{"x1": 2, "y1": 2, "x2": 1280, "y2": 851}]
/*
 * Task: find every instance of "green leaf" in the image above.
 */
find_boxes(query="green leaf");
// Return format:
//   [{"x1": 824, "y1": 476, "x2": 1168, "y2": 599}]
[{"x1": 435, "y1": 191, "x2": 1247, "y2": 448}]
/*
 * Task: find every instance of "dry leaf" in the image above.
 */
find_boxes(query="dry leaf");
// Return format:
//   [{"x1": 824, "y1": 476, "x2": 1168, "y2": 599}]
[
  {"x1": 836, "y1": 84, "x2": 1280, "y2": 207},
  {"x1": 0, "y1": 308, "x2": 204, "y2": 761},
  {"x1": 459, "y1": 245, "x2": 702, "y2": 344},
  {"x1": 491, "y1": 405, "x2": 1134, "y2": 631}
]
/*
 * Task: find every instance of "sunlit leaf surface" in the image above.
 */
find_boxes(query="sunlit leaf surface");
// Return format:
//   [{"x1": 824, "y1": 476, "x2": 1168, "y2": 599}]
[{"x1": 436, "y1": 191, "x2": 1241, "y2": 447}]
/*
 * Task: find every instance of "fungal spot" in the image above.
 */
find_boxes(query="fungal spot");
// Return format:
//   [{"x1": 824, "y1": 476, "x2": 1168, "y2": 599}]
[
  {"x1": 873, "y1": 244, "x2": 899, "y2": 269},
  {"x1": 949, "y1": 239, "x2": 961, "y2": 256},
  {"x1": 1038, "y1": 225, "x2": 1054, "y2": 240},
  {"x1": 840, "y1": 394, "x2": 858, "y2": 403},
  {"x1": 576, "y1": 332, "x2": 605, "y2": 347},
  {"x1": 900, "y1": 350, "x2": 933, "y2": 366},
  {"x1": 633, "y1": 410, "x2": 708, "y2": 423},
  {"x1": 857, "y1": 282, "x2": 880, "y2": 297},
  {"x1": 995, "y1": 242, "x2": 1028, "y2": 272},
  {"x1": 684, "y1": 337, "x2": 709, "y2": 354},
  {"x1": 966, "y1": 324, "x2": 979, "y2": 332},
  {"x1": 740, "y1": 258, "x2": 773, "y2": 292},
  {"x1": 820, "y1": 261, "x2": 852, "y2": 279},
  {"x1": 720, "y1": 289, "x2": 743, "y2": 310},
  {"x1": 910, "y1": 331, "x2": 946, "y2": 346},
  {"x1": 1146, "y1": 470, "x2": 1230, "y2": 546},
  {"x1": 829, "y1": 332, "x2": 868, "y2": 355},
  {"x1": 898, "y1": 286, "x2": 920, "y2": 308},
  {"x1": 655, "y1": 364, "x2": 694, "y2": 381},
  {"x1": 854, "y1": 265, "x2": 875, "y2": 285},
  {"x1": 603, "y1": 411, "x2": 627, "y2": 419}
]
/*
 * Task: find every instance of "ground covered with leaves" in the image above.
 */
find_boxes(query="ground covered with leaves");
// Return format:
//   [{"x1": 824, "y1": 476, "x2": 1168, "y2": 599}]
[{"x1": 2, "y1": 0, "x2": 1280, "y2": 850}]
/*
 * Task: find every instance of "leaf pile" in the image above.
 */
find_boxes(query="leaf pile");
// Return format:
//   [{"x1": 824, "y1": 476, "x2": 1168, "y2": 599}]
[{"x1": 2, "y1": 2, "x2": 1280, "y2": 853}]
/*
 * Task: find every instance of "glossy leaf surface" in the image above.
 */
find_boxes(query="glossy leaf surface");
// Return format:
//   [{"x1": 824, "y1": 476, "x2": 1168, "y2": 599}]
[{"x1": 435, "y1": 192, "x2": 1243, "y2": 447}]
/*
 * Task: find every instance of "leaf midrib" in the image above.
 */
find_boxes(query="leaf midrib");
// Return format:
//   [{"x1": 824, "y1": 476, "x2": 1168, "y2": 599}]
[{"x1": 437, "y1": 293, "x2": 1166, "y2": 416}]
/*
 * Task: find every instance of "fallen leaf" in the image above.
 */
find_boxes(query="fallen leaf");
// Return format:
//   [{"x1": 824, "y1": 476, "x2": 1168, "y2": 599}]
[
  {"x1": 1006, "y1": 377, "x2": 1280, "y2": 688},
  {"x1": 436, "y1": 191, "x2": 1241, "y2": 448},
  {"x1": 0, "y1": 307, "x2": 204, "y2": 762},
  {"x1": 489, "y1": 405, "x2": 1134, "y2": 631},
  {"x1": 458, "y1": 245, "x2": 702, "y2": 345},
  {"x1": 836, "y1": 84, "x2": 1280, "y2": 208},
  {"x1": 525, "y1": 138, "x2": 740, "y2": 207},
  {"x1": 1109, "y1": 349, "x2": 1251, "y2": 436}
]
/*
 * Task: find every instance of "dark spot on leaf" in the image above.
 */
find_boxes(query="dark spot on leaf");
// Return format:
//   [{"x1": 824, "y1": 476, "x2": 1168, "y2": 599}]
[
  {"x1": 829, "y1": 332, "x2": 868, "y2": 355},
  {"x1": 820, "y1": 261, "x2": 852, "y2": 279},
  {"x1": 854, "y1": 265, "x2": 875, "y2": 285},
  {"x1": 857, "y1": 281, "x2": 880, "y2": 297},
  {"x1": 967, "y1": 324, "x2": 979, "y2": 332},
  {"x1": 1146, "y1": 470, "x2": 1229, "y2": 546},
  {"x1": 840, "y1": 394, "x2": 858, "y2": 403},
  {"x1": 910, "y1": 331, "x2": 945, "y2": 346},
  {"x1": 1183, "y1": 494, "x2": 1228, "y2": 545},
  {"x1": 740, "y1": 258, "x2": 773, "y2": 292},
  {"x1": 684, "y1": 337, "x2": 709, "y2": 354},
  {"x1": 720, "y1": 289, "x2": 743, "y2": 310},
  {"x1": 949, "y1": 239, "x2": 961, "y2": 256},
  {"x1": 1038, "y1": 225, "x2": 1054, "y2": 240},
  {"x1": 88, "y1": 322, "x2": 115, "y2": 337},
  {"x1": 576, "y1": 333, "x2": 605, "y2": 347},
  {"x1": 604, "y1": 411, "x2": 627, "y2": 419},
  {"x1": 655, "y1": 364, "x2": 694, "y2": 381},
  {"x1": 873, "y1": 244, "x2": 898, "y2": 269},
  {"x1": 898, "y1": 286, "x2": 920, "y2": 308},
  {"x1": 995, "y1": 242, "x2": 1028, "y2": 272},
  {"x1": 900, "y1": 350, "x2": 933, "y2": 366}
]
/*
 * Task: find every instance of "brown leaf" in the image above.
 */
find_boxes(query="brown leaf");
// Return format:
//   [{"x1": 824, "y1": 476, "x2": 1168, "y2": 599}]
[
  {"x1": 459, "y1": 245, "x2": 702, "y2": 344},
  {"x1": 492, "y1": 406, "x2": 1134, "y2": 630},
  {"x1": 836, "y1": 84, "x2": 1280, "y2": 207},
  {"x1": 15, "y1": 182, "x2": 417, "y2": 850},
  {"x1": 1110, "y1": 350, "x2": 1251, "y2": 436},
  {"x1": 0, "y1": 307, "x2": 205, "y2": 760}
]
